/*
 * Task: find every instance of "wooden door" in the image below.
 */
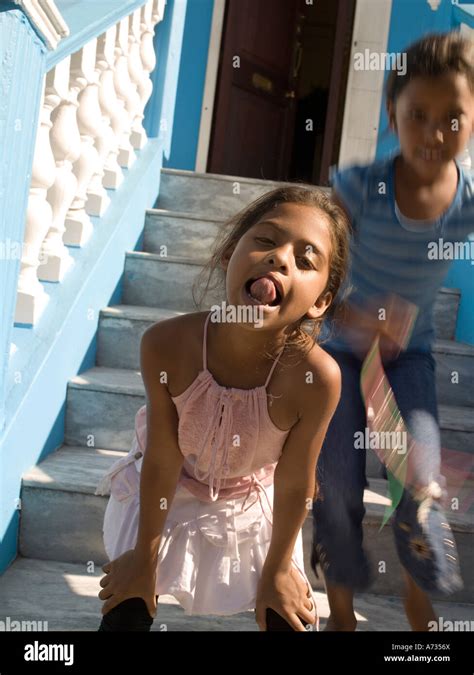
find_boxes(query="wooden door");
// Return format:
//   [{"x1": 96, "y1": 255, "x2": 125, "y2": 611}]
[
  {"x1": 208, "y1": 0, "x2": 302, "y2": 181},
  {"x1": 318, "y1": 0, "x2": 356, "y2": 185}
]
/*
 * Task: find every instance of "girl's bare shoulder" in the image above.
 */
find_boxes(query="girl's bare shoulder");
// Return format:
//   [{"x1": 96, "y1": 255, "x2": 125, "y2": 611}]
[
  {"x1": 287, "y1": 341, "x2": 341, "y2": 415},
  {"x1": 139, "y1": 312, "x2": 207, "y2": 389},
  {"x1": 141, "y1": 311, "x2": 206, "y2": 356}
]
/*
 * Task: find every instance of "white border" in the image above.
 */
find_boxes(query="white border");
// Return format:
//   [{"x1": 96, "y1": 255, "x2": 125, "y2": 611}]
[
  {"x1": 337, "y1": 0, "x2": 393, "y2": 168},
  {"x1": 195, "y1": 0, "x2": 226, "y2": 172}
]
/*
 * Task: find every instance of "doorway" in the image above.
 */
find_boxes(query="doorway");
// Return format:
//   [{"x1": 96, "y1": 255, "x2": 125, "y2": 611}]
[{"x1": 207, "y1": 0, "x2": 356, "y2": 185}]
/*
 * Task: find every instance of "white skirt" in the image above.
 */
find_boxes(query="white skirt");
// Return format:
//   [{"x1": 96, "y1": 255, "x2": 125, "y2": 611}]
[{"x1": 100, "y1": 457, "x2": 312, "y2": 617}]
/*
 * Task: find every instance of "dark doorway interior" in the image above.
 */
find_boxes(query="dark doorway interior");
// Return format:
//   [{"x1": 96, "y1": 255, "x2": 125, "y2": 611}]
[
  {"x1": 207, "y1": 0, "x2": 356, "y2": 186},
  {"x1": 290, "y1": 0, "x2": 357, "y2": 185}
]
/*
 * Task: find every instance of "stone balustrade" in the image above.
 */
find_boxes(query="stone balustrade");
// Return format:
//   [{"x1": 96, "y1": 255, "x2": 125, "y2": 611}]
[{"x1": 14, "y1": 0, "x2": 166, "y2": 325}]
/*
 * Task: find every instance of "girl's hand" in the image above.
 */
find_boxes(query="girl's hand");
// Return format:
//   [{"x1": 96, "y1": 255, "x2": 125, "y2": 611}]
[
  {"x1": 255, "y1": 565, "x2": 316, "y2": 632},
  {"x1": 98, "y1": 548, "x2": 157, "y2": 619}
]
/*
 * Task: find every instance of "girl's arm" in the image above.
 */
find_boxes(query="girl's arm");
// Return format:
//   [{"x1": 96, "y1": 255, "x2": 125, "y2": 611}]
[
  {"x1": 99, "y1": 321, "x2": 184, "y2": 617},
  {"x1": 134, "y1": 323, "x2": 185, "y2": 561},
  {"x1": 256, "y1": 351, "x2": 341, "y2": 630}
]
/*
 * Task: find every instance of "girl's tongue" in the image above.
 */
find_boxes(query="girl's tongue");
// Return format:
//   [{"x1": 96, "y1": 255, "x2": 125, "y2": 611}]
[{"x1": 249, "y1": 277, "x2": 277, "y2": 304}]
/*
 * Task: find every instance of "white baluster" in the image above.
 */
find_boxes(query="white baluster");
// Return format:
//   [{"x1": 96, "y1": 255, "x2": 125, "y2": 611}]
[
  {"x1": 38, "y1": 58, "x2": 77, "y2": 283},
  {"x1": 129, "y1": 2, "x2": 159, "y2": 150},
  {"x1": 128, "y1": 8, "x2": 149, "y2": 150},
  {"x1": 95, "y1": 26, "x2": 125, "y2": 191},
  {"x1": 86, "y1": 33, "x2": 114, "y2": 215},
  {"x1": 15, "y1": 80, "x2": 56, "y2": 325},
  {"x1": 64, "y1": 42, "x2": 101, "y2": 245},
  {"x1": 114, "y1": 17, "x2": 140, "y2": 168},
  {"x1": 152, "y1": 0, "x2": 166, "y2": 22}
]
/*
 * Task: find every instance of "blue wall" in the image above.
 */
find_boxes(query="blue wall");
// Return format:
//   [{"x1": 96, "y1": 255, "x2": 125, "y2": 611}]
[
  {"x1": 164, "y1": 0, "x2": 214, "y2": 170},
  {"x1": 0, "y1": 9, "x2": 46, "y2": 434},
  {"x1": 0, "y1": 9, "x2": 47, "y2": 570},
  {"x1": 375, "y1": 0, "x2": 473, "y2": 345}
]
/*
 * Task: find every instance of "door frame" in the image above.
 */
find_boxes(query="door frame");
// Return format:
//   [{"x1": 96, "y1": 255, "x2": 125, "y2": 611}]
[
  {"x1": 318, "y1": 0, "x2": 357, "y2": 185},
  {"x1": 197, "y1": 0, "x2": 382, "y2": 179},
  {"x1": 337, "y1": 0, "x2": 394, "y2": 168},
  {"x1": 195, "y1": 0, "x2": 227, "y2": 173}
]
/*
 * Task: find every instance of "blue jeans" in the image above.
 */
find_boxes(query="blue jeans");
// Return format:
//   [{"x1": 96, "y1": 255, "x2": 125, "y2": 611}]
[{"x1": 312, "y1": 347, "x2": 460, "y2": 594}]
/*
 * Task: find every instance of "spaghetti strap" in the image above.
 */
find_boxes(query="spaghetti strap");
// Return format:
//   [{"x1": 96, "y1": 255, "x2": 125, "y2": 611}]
[
  {"x1": 203, "y1": 310, "x2": 286, "y2": 388},
  {"x1": 264, "y1": 341, "x2": 286, "y2": 389},
  {"x1": 202, "y1": 311, "x2": 212, "y2": 370}
]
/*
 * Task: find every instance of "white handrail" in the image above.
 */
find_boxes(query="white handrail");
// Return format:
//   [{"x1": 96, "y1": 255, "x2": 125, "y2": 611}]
[{"x1": 14, "y1": 0, "x2": 69, "y2": 50}]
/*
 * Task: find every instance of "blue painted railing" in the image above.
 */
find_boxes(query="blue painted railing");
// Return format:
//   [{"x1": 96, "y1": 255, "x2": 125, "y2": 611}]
[
  {"x1": 452, "y1": 2, "x2": 474, "y2": 30},
  {"x1": 0, "y1": 0, "x2": 188, "y2": 573}
]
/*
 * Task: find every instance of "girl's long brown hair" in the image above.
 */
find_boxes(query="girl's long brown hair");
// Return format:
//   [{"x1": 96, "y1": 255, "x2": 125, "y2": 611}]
[{"x1": 192, "y1": 184, "x2": 351, "y2": 366}]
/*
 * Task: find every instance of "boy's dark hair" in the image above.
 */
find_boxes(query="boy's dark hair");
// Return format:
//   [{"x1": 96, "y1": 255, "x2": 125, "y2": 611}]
[
  {"x1": 192, "y1": 185, "x2": 350, "y2": 365},
  {"x1": 386, "y1": 31, "x2": 474, "y2": 106}
]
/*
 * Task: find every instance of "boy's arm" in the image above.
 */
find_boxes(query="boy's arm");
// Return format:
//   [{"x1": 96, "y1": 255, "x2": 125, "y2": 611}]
[{"x1": 263, "y1": 352, "x2": 341, "y2": 574}]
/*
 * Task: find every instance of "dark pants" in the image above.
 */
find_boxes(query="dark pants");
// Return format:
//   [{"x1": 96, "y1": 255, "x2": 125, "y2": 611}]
[
  {"x1": 98, "y1": 597, "x2": 157, "y2": 631},
  {"x1": 311, "y1": 346, "x2": 459, "y2": 594},
  {"x1": 98, "y1": 598, "x2": 309, "y2": 631}
]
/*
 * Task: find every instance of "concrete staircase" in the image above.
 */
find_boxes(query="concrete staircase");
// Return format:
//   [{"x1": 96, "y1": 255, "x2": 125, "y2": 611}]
[{"x1": 3, "y1": 168, "x2": 474, "y2": 629}]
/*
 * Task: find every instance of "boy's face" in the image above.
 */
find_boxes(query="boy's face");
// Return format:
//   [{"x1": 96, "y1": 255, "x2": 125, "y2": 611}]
[
  {"x1": 221, "y1": 202, "x2": 334, "y2": 327},
  {"x1": 387, "y1": 72, "x2": 474, "y2": 175}
]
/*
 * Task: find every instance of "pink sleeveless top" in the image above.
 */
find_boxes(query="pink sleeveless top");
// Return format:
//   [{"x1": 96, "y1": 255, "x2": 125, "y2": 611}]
[
  {"x1": 96, "y1": 311, "x2": 292, "y2": 508},
  {"x1": 172, "y1": 311, "x2": 291, "y2": 503}
]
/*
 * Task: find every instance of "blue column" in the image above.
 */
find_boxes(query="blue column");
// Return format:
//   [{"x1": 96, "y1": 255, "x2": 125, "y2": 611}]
[
  {"x1": 164, "y1": 0, "x2": 214, "y2": 170},
  {"x1": 144, "y1": 0, "x2": 188, "y2": 161}
]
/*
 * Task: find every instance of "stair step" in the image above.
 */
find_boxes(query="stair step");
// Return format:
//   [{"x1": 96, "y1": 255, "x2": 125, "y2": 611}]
[
  {"x1": 366, "y1": 403, "x2": 474, "y2": 478},
  {"x1": 20, "y1": 446, "x2": 124, "y2": 564},
  {"x1": 433, "y1": 287, "x2": 460, "y2": 341},
  {"x1": 7, "y1": 558, "x2": 474, "y2": 631},
  {"x1": 65, "y1": 368, "x2": 144, "y2": 450},
  {"x1": 97, "y1": 304, "x2": 473, "y2": 407},
  {"x1": 439, "y1": 403, "x2": 474, "y2": 434},
  {"x1": 157, "y1": 168, "x2": 297, "y2": 219},
  {"x1": 122, "y1": 252, "x2": 222, "y2": 311},
  {"x1": 97, "y1": 305, "x2": 184, "y2": 369},
  {"x1": 144, "y1": 209, "x2": 224, "y2": 262},
  {"x1": 303, "y1": 478, "x2": 474, "y2": 603},
  {"x1": 19, "y1": 447, "x2": 474, "y2": 602},
  {"x1": 65, "y1": 366, "x2": 474, "y2": 455},
  {"x1": 433, "y1": 339, "x2": 474, "y2": 407},
  {"x1": 0, "y1": 557, "x2": 261, "y2": 631},
  {"x1": 0, "y1": 556, "x2": 262, "y2": 632},
  {"x1": 122, "y1": 252, "x2": 461, "y2": 330}
]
